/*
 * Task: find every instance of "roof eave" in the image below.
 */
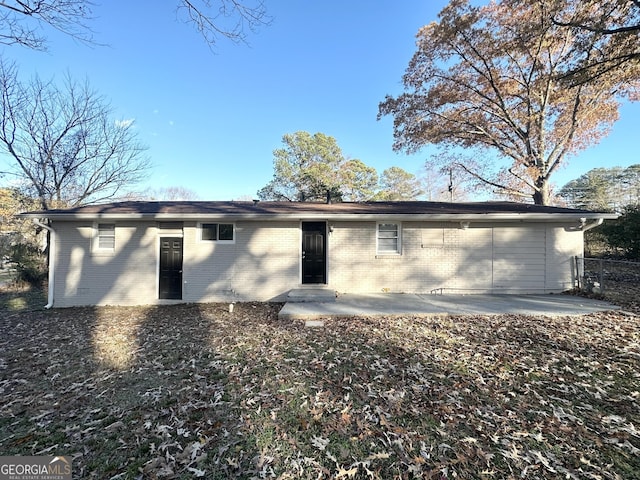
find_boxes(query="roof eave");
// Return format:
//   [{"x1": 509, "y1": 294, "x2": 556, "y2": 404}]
[{"x1": 20, "y1": 212, "x2": 620, "y2": 221}]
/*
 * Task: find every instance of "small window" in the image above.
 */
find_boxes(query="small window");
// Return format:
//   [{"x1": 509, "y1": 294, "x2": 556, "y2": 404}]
[
  {"x1": 97, "y1": 223, "x2": 115, "y2": 250},
  {"x1": 218, "y1": 223, "x2": 234, "y2": 241},
  {"x1": 377, "y1": 223, "x2": 400, "y2": 254},
  {"x1": 200, "y1": 223, "x2": 234, "y2": 242},
  {"x1": 201, "y1": 223, "x2": 218, "y2": 241}
]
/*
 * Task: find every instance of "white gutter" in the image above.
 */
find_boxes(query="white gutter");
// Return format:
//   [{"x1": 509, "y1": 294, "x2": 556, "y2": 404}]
[
  {"x1": 21, "y1": 212, "x2": 620, "y2": 222},
  {"x1": 32, "y1": 219, "x2": 55, "y2": 309}
]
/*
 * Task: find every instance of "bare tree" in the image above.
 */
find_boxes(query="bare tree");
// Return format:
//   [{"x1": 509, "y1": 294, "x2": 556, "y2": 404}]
[
  {"x1": 0, "y1": 0, "x2": 95, "y2": 50},
  {"x1": 146, "y1": 186, "x2": 201, "y2": 201},
  {"x1": 0, "y1": 58, "x2": 150, "y2": 210},
  {"x1": 0, "y1": 0, "x2": 270, "y2": 51},
  {"x1": 421, "y1": 164, "x2": 471, "y2": 202},
  {"x1": 178, "y1": 0, "x2": 271, "y2": 48}
]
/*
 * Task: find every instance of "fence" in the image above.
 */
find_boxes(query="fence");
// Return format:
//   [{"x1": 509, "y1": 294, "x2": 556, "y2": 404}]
[{"x1": 576, "y1": 257, "x2": 640, "y2": 300}]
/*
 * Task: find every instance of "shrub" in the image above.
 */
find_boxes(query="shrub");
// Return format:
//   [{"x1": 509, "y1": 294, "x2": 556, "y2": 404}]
[
  {"x1": 598, "y1": 204, "x2": 640, "y2": 259},
  {"x1": 584, "y1": 229, "x2": 610, "y2": 257},
  {"x1": 10, "y1": 243, "x2": 47, "y2": 287}
]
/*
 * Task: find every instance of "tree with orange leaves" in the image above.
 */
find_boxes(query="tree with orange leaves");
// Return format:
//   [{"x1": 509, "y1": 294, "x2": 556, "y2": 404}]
[
  {"x1": 379, "y1": 0, "x2": 639, "y2": 205},
  {"x1": 552, "y1": 0, "x2": 640, "y2": 86}
]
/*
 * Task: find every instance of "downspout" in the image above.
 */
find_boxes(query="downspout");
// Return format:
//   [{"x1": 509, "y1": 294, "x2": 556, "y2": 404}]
[
  {"x1": 581, "y1": 218, "x2": 604, "y2": 232},
  {"x1": 32, "y1": 218, "x2": 55, "y2": 309}
]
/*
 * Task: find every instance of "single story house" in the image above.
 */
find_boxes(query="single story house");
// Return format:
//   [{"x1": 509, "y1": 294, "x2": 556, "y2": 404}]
[{"x1": 21, "y1": 200, "x2": 617, "y2": 308}]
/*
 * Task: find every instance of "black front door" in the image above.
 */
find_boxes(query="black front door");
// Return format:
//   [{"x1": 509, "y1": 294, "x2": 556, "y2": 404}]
[
  {"x1": 302, "y1": 222, "x2": 326, "y2": 284},
  {"x1": 159, "y1": 237, "x2": 183, "y2": 299}
]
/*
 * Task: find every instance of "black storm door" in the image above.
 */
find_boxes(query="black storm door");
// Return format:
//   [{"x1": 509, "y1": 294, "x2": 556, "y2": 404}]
[
  {"x1": 159, "y1": 237, "x2": 183, "y2": 299},
  {"x1": 302, "y1": 222, "x2": 326, "y2": 284}
]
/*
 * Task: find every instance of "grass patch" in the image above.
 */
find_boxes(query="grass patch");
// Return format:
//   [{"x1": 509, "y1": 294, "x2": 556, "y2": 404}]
[
  {"x1": 0, "y1": 299, "x2": 638, "y2": 478},
  {"x1": 0, "y1": 282, "x2": 47, "y2": 311}
]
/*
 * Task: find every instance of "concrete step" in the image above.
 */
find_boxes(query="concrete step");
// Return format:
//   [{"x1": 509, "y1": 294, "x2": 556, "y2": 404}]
[{"x1": 287, "y1": 288, "x2": 337, "y2": 303}]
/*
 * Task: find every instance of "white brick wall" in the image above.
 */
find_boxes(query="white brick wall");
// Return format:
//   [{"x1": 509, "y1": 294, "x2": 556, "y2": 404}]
[
  {"x1": 50, "y1": 219, "x2": 583, "y2": 306},
  {"x1": 327, "y1": 221, "x2": 582, "y2": 294},
  {"x1": 183, "y1": 221, "x2": 299, "y2": 302},
  {"x1": 53, "y1": 221, "x2": 157, "y2": 307}
]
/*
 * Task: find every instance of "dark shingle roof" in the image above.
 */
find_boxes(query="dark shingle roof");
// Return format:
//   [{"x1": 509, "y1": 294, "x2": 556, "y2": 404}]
[{"x1": 22, "y1": 200, "x2": 614, "y2": 220}]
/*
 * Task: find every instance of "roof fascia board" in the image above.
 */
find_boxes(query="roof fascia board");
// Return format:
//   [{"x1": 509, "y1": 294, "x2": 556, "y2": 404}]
[{"x1": 21, "y1": 212, "x2": 620, "y2": 221}]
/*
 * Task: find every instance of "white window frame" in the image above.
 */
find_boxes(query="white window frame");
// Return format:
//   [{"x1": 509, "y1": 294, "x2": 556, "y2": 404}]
[
  {"x1": 198, "y1": 222, "x2": 235, "y2": 243},
  {"x1": 93, "y1": 222, "x2": 116, "y2": 252},
  {"x1": 376, "y1": 222, "x2": 402, "y2": 255}
]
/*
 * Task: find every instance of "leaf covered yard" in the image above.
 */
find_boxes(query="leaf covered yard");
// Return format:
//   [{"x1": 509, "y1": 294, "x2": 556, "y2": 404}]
[{"x1": 1, "y1": 302, "x2": 639, "y2": 479}]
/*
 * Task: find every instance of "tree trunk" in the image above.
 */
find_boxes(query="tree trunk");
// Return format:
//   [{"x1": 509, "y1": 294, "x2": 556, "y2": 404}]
[{"x1": 533, "y1": 180, "x2": 550, "y2": 205}]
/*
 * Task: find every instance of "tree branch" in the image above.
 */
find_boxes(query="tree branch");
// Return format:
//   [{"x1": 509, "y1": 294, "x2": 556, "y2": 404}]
[
  {"x1": 0, "y1": 61, "x2": 149, "y2": 209},
  {"x1": 179, "y1": 0, "x2": 271, "y2": 49},
  {"x1": 552, "y1": 17, "x2": 640, "y2": 35},
  {"x1": 454, "y1": 162, "x2": 530, "y2": 198},
  {"x1": 0, "y1": 0, "x2": 96, "y2": 50}
]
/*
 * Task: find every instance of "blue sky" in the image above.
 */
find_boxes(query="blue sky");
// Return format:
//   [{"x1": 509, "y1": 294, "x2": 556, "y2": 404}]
[{"x1": 4, "y1": 0, "x2": 639, "y2": 201}]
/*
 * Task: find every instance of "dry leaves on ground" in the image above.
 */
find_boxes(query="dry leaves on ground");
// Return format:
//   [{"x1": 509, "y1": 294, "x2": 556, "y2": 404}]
[{"x1": 1, "y1": 301, "x2": 638, "y2": 479}]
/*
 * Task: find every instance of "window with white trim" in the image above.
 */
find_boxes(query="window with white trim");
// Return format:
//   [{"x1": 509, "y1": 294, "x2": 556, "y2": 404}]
[
  {"x1": 200, "y1": 223, "x2": 235, "y2": 242},
  {"x1": 97, "y1": 223, "x2": 115, "y2": 250},
  {"x1": 377, "y1": 223, "x2": 401, "y2": 254}
]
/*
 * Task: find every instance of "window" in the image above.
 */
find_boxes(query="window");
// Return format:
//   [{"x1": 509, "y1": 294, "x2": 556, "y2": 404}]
[
  {"x1": 200, "y1": 223, "x2": 234, "y2": 242},
  {"x1": 377, "y1": 223, "x2": 401, "y2": 254},
  {"x1": 97, "y1": 223, "x2": 115, "y2": 250}
]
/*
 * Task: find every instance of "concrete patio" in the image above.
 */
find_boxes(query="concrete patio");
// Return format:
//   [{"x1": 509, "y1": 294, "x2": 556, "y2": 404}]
[{"x1": 278, "y1": 292, "x2": 620, "y2": 321}]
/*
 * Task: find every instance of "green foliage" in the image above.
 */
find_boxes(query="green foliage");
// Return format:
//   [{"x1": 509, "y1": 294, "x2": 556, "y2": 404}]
[
  {"x1": 10, "y1": 243, "x2": 47, "y2": 287},
  {"x1": 0, "y1": 188, "x2": 45, "y2": 273},
  {"x1": 584, "y1": 229, "x2": 610, "y2": 257},
  {"x1": 258, "y1": 132, "x2": 426, "y2": 202},
  {"x1": 340, "y1": 159, "x2": 379, "y2": 201},
  {"x1": 373, "y1": 166, "x2": 423, "y2": 201},
  {"x1": 598, "y1": 204, "x2": 640, "y2": 259},
  {"x1": 558, "y1": 165, "x2": 640, "y2": 210},
  {"x1": 259, "y1": 132, "x2": 386, "y2": 202},
  {"x1": 258, "y1": 132, "x2": 346, "y2": 202},
  {"x1": 0, "y1": 188, "x2": 40, "y2": 251}
]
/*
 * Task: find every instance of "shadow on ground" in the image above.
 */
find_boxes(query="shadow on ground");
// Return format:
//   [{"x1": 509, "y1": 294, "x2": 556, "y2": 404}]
[{"x1": 0, "y1": 297, "x2": 638, "y2": 478}]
